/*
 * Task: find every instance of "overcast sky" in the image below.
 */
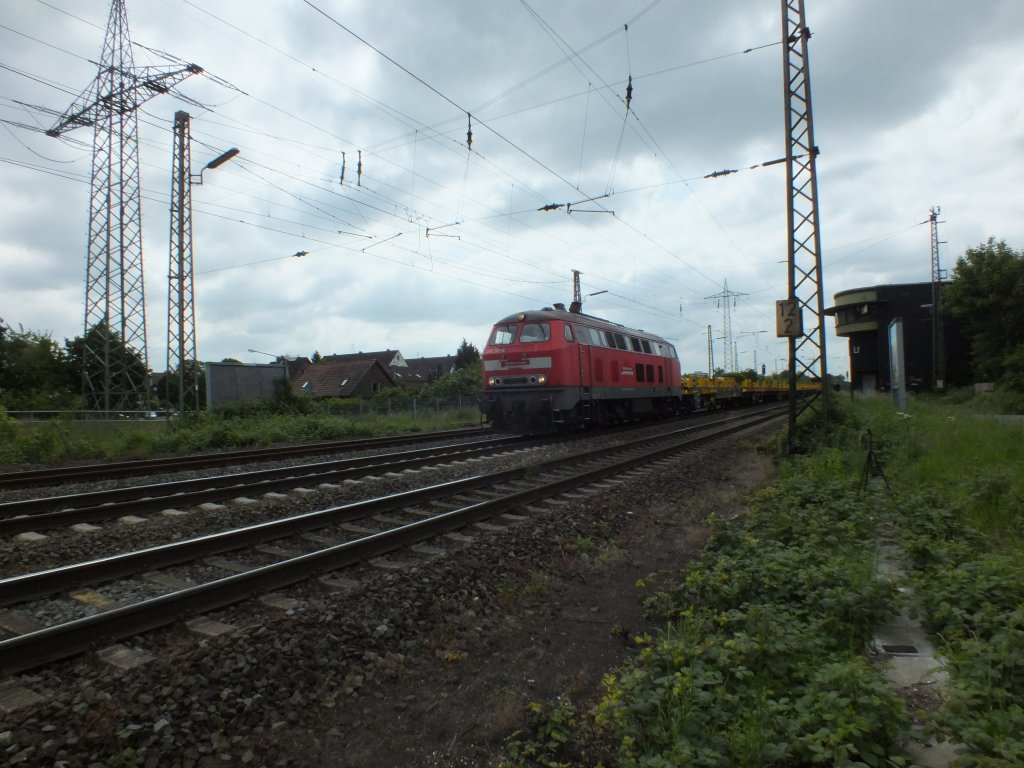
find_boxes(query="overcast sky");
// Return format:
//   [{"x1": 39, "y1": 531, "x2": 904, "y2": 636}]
[{"x1": 2, "y1": 0, "x2": 1022, "y2": 377}]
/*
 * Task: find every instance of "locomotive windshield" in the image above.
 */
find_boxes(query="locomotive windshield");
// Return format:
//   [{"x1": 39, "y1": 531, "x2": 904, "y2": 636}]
[
  {"x1": 519, "y1": 322, "x2": 550, "y2": 343},
  {"x1": 489, "y1": 325, "x2": 516, "y2": 345}
]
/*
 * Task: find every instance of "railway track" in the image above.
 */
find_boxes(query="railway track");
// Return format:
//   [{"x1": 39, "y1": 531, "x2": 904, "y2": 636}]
[
  {"x1": 0, "y1": 405, "x2": 784, "y2": 676},
  {"x1": 0, "y1": 426, "x2": 492, "y2": 491},
  {"x1": 0, "y1": 433, "x2": 526, "y2": 536}
]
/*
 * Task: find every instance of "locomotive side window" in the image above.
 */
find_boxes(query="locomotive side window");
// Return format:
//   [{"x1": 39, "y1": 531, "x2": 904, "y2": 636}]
[
  {"x1": 613, "y1": 332, "x2": 628, "y2": 350},
  {"x1": 564, "y1": 324, "x2": 575, "y2": 342},
  {"x1": 630, "y1": 337, "x2": 642, "y2": 352},
  {"x1": 658, "y1": 365, "x2": 664, "y2": 383},
  {"x1": 490, "y1": 325, "x2": 515, "y2": 345},
  {"x1": 636, "y1": 363, "x2": 646, "y2": 382},
  {"x1": 646, "y1": 364, "x2": 655, "y2": 382},
  {"x1": 641, "y1": 339, "x2": 652, "y2": 354},
  {"x1": 520, "y1": 322, "x2": 550, "y2": 343}
]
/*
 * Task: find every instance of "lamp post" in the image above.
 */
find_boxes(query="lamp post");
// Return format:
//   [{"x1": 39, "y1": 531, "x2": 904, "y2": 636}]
[{"x1": 167, "y1": 109, "x2": 238, "y2": 416}]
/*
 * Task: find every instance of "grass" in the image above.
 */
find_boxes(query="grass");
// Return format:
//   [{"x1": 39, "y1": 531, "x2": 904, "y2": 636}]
[
  {"x1": 0, "y1": 402, "x2": 482, "y2": 466},
  {"x1": 501, "y1": 394, "x2": 1024, "y2": 767}
]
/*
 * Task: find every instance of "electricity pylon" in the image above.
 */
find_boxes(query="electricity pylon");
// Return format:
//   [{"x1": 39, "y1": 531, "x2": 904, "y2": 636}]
[
  {"x1": 781, "y1": 0, "x2": 828, "y2": 435},
  {"x1": 706, "y1": 279, "x2": 745, "y2": 373},
  {"x1": 46, "y1": 0, "x2": 202, "y2": 412}
]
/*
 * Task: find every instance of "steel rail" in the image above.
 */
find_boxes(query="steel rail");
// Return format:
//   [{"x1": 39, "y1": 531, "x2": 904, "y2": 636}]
[
  {"x1": 0, "y1": 408, "x2": 784, "y2": 676},
  {"x1": 0, "y1": 426, "x2": 490, "y2": 490},
  {"x1": 0, "y1": 435, "x2": 525, "y2": 534},
  {"x1": 0, "y1": 409, "x2": 780, "y2": 606}
]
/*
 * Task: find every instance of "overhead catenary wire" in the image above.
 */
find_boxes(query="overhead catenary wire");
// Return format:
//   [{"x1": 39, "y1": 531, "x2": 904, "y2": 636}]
[{"x1": 3, "y1": 0, "x2": 831, "y2": 358}]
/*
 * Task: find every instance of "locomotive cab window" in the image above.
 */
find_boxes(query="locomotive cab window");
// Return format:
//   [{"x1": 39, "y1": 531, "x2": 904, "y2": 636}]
[
  {"x1": 490, "y1": 325, "x2": 515, "y2": 345},
  {"x1": 519, "y1": 322, "x2": 550, "y2": 343},
  {"x1": 564, "y1": 324, "x2": 575, "y2": 342}
]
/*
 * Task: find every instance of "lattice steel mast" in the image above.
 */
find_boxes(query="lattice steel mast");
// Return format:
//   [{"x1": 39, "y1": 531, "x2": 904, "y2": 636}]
[
  {"x1": 706, "y1": 279, "x2": 745, "y2": 373},
  {"x1": 168, "y1": 111, "x2": 198, "y2": 413},
  {"x1": 46, "y1": 0, "x2": 201, "y2": 412},
  {"x1": 781, "y1": 0, "x2": 828, "y2": 431},
  {"x1": 929, "y1": 206, "x2": 946, "y2": 390}
]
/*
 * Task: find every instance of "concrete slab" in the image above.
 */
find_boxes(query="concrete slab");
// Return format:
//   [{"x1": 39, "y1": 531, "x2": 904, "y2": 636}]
[
  {"x1": 411, "y1": 544, "x2": 446, "y2": 558},
  {"x1": 117, "y1": 515, "x2": 147, "y2": 525},
  {"x1": 444, "y1": 532, "x2": 475, "y2": 543},
  {"x1": 872, "y1": 539, "x2": 957, "y2": 767},
  {"x1": 14, "y1": 531, "x2": 47, "y2": 542},
  {"x1": 186, "y1": 617, "x2": 236, "y2": 637},
  {"x1": 262, "y1": 492, "x2": 288, "y2": 500},
  {"x1": 473, "y1": 522, "x2": 506, "y2": 532},
  {"x1": 301, "y1": 533, "x2": 335, "y2": 546},
  {"x1": 255, "y1": 544, "x2": 302, "y2": 559},
  {"x1": 318, "y1": 575, "x2": 362, "y2": 594},
  {"x1": 160, "y1": 508, "x2": 189, "y2": 517},
  {"x1": 97, "y1": 644, "x2": 153, "y2": 670},
  {"x1": 341, "y1": 523, "x2": 376, "y2": 534},
  {"x1": 231, "y1": 497, "x2": 260, "y2": 505},
  {"x1": 370, "y1": 557, "x2": 410, "y2": 571},
  {"x1": 0, "y1": 610, "x2": 41, "y2": 636},
  {"x1": 70, "y1": 590, "x2": 122, "y2": 610},
  {"x1": 260, "y1": 594, "x2": 300, "y2": 611},
  {"x1": 204, "y1": 556, "x2": 249, "y2": 573},
  {"x1": 198, "y1": 502, "x2": 226, "y2": 512},
  {"x1": 142, "y1": 571, "x2": 193, "y2": 590},
  {"x1": 292, "y1": 487, "x2": 316, "y2": 494},
  {"x1": 70, "y1": 522, "x2": 102, "y2": 533},
  {"x1": 907, "y1": 737, "x2": 961, "y2": 768},
  {"x1": 500, "y1": 513, "x2": 529, "y2": 522},
  {"x1": 0, "y1": 680, "x2": 48, "y2": 714}
]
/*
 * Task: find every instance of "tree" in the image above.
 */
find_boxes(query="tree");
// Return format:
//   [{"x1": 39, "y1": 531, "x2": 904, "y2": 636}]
[
  {"x1": 311, "y1": 350, "x2": 322, "y2": 364},
  {"x1": 454, "y1": 339, "x2": 480, "y2": 370},
  {"x1": 0, "y1": 320, "x2": 77, "y2": 409},
  {"x1": 64, "y1": 322, "x2": 150, "y2": 410},
  {"x1": 421, "y1": 361, "x2": 482, "y2": 399},
  {"x1": 943, "y1": 238, "x2": 1024, "y2": 386}
]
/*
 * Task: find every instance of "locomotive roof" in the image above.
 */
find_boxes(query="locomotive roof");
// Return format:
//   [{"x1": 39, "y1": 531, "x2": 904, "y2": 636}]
[{"x1": 494, "y1": 308, "x2": 671, "y2": 344}]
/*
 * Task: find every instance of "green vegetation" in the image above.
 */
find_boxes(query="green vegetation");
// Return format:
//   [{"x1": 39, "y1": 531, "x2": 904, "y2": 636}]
[
  {"x1": 503, "y1": 396, "x2": 1024, "y2": 767},
  {"x1": 0, "y1": 395, "x2": 480, "y2": 466},
  {"x1": 943, "y1": 238, "x2": 1024, "y2": 390}
]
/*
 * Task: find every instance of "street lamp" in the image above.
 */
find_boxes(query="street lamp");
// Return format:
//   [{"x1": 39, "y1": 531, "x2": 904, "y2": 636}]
[
  {"x1": 167, "y1": 109, "x2": 239, "y2": 417},
  {"x1": 194, "y1": 147, "x2": 240, "y2": 184}
]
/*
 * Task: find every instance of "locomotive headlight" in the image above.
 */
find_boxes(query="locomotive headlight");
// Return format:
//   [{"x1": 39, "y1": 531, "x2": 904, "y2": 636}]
[
  {"x1": 535, "y1": 374, "x2": 547, "y2": 384},
  {"x1": 488, "y1": 376, "x2": 499, "y2": 386}
]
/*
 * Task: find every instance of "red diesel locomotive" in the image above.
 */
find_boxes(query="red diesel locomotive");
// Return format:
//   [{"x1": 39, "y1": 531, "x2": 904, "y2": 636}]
[{"x1": 479, "y1": 307, "x2": 683, "y2": 432}]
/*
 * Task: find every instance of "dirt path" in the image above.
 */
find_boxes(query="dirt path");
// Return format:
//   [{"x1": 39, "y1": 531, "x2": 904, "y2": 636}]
[{"x1": 288, "y1": 435, "x2": 776, "y2": 767}]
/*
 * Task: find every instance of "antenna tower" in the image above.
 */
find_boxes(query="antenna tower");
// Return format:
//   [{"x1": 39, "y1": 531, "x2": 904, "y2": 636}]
[
  {"x1": 705, "y1": 279, "x2": 745, "y2": 372},
  {"x1": 46, "y1": 0, "x2": 202, "y2": 412},
  {"x1": 781, "y1": 0, "x2": 828, "y2": 433},
  {"x1": 929, "y1": 206, "x2": 946, "y2": 389}
]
